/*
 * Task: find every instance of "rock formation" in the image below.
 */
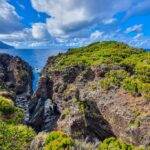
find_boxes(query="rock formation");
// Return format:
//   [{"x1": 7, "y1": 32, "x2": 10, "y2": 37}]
[
  {"x1": 0, "y1": 54, "x2": 33, "y2": 122},
  {"x1": 28, "y1": 41, "x2": 150, "y2": 147}
]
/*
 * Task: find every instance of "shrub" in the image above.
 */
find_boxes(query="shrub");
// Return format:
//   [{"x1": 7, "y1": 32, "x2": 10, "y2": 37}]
[
  {"x1": 106, "y1": 70, "x2": 128, "y2": 81},
  {"x1": 0, "y1": 96, "x2": 15, "y2": 113},
  {"x1": 96, "y1": 137, "x2": 134, "y2": 150},
  {"x1": 0, "y1": 107, "x2": 24, "y2": 124},
  {"x1": 100, "y1": 70, "x2": 128, "y2": 90},
  {"x1": 122, "y1": 78, "x2": 139, "y2": 96},
  {"x1": 100, "y1": 78, "x2": 114, "y2": 90},
  {"x1": 135, "y1": 62, "x2": 150, "y2": 77},
  {"x1": 0, "y1": 121, "x2": 35, "y2": 150},
  {"x1": 44, "y1": 131, "x2": 74, "y2": 150}
]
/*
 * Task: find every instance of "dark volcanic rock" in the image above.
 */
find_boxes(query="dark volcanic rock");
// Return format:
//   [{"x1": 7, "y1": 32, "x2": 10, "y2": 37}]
[
  {"x1": 29, "y1": 76, "x2": 60, "y2": 132},
  {"x1": 0, "y1": 54, "x2": 33, "y2": 94},
  {"x1": 0, "y1": 54, "x2": 34, "y2": 122}
]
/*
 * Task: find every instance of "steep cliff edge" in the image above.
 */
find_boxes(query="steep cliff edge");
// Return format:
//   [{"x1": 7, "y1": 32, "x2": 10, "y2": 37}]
[
  {"x1": 29, "y1": 41, "x2": 150, "y2": 147},
  {"x1": 0, "y1": 54, "x2": 36, "y2": 150},
  {"x1": 0, "y1": 54, "x2": 33, "y2": 122}
]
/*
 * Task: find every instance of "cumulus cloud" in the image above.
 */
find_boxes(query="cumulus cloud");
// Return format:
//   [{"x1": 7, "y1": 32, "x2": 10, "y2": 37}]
[
  {"x1": 125, "y1": 24, "x2": 143, "y2": 33},
  {"x1": 0, "y1": 28, "x2": 32, "y2": 41},
  {"x1": 32, "y1": 23, "x2": 50, "y2": 39},
  {"x1": 0, "y1": 0, "x2": 22, "y2": 34},
  {"x1": 31, "y1": 0, "x2": 131, "y2": 37},
  {"x1": 90, "y1": 31, "x2": 103, "y2": 40}
]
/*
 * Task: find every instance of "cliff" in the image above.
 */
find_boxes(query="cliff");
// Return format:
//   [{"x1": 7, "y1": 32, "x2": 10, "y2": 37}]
[
  {"x1": 0, "y1": 54, "x2": 35, "y2": 150},
  {"x1": 0, "y1": 41, "x2": 149, "y2": 149},
  {"x1": 29, "y1": 41, "x2": 150, "y2": 148}
]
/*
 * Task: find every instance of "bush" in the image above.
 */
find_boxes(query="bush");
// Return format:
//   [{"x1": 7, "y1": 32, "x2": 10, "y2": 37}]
[
  {"x1": 122, "y1": 78, "x2": 139, "y2": 96},
  {"x1": 100, "y1": 78, "x2": 115, "y2": 90},
  {"x1": 106, "y1": 70, "x2": 128, "y2": 81},
  {"x1": 0, "y1": 107, "x2": 24, "y2": 124},
  {"x1": 96, "y1": 137, "x2": 142, "y2": 150},
  {"x1": 100, "y1": 70, "x2": 128, "y2": 90},
  {"x1": 0, "y1": 96, "x2": 15, "y2": 113},
  {"x1": 0, "y1": 121, "x2": 35, "y2": 150},
  {"x1": 44, "y1": 131, "x2": 74, "y2": 150},
  {"x1": 135, "y1": 62, "x2": 150, "y2": 77}
]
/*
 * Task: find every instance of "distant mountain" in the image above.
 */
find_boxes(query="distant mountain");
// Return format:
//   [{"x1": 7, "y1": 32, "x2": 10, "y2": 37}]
[{"x1": 0, "y1": 41, "x2": 14, "y2": 49}]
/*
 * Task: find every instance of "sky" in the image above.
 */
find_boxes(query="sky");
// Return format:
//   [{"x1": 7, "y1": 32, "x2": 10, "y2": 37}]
[{"x1": 0, "y1": 0, "x2": 150, "y2": 49}]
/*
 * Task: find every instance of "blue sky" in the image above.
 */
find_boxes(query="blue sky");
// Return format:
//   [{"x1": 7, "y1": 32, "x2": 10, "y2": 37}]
[{"x1": 0, "y1": 0, "x2": 150, "y2": 49}]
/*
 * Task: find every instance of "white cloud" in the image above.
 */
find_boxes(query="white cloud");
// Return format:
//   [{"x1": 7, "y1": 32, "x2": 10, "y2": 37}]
[
  {"x1": 32, "y1": 23, "x2": 50, "y2": 39},
  {"x1": 133, "y1": 33, "x2": 143, "y2": 40},
  {"x1": 31, "y1": 0, "x2": 131, "y2": 37},
  {"x1": 103, "y1": 18, "x2": 117, "y2": 25},
  {"x1": 0, "y1": 0, "x2": 22, "y2": 34},
  {"x1": 0, "y1": 28, "x2": 32, "y2": 41},
  {"x1": 125, "y1": 24, "x2": 143, "y2": 33},
  {"x1": 90, "y1": 31, "x2": 103, "y2": 40}
]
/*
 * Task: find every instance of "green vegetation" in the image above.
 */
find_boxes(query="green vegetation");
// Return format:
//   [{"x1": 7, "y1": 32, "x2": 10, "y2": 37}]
[
  {"x1": 0, "y1": 121, "x2": 35, "y2": 150},
  {"x1": 100, "y1": 70, "x2": 128, "y2": 90},
  {"x1": 44, "y1": 131, "x2": 74, "y2": 150},
  {"x1": 0, "y1": 96, "x2": 15, "y2": 113},
  {"x1": 0, "y1": 107, "x2": 24, "y2": 124},
  {"x1": 0, "y1": 96, "x2": 24, "y2": 124},
  {"x1": 0, "y1": 95, "x2": 36, "y2": 150},
  {"x1": 96, "y1": 137, "x2": 144, "y2": 150},
  {"x1": 46, "y1": 41, "x2": 144, "y2": 70},
  {"x1": 46, "y1": 41, "x2": 150, "y2": 98}
]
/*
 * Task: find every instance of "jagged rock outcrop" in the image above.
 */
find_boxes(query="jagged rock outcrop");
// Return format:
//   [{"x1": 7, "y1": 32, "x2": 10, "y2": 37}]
[
  {"x1": 29, "y1": 76, "x2": 60, "y2": 132},
  {"x1": 36, "y1": 60, "x2": 150, "y2": 147},
  {"x1": 27, "y1": 42, "x2": 150, "y2": 148},
  {"x1": 0, "y1": 54, "x2": 33, "y2": 95},
  {"x1": 0, "y1": 54, "x2": 33, "y2": 122}
]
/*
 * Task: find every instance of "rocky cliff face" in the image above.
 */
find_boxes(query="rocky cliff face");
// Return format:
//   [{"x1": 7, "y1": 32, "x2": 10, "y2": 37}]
[
  {"x1": 29, "y1": 76, "x2": 59, "y2": 132},
  {"x1": 0, "y1": 54, "x2": 33, "y2": 122},
  {"x1": 43, "y1": 64, "x2": 149, "y2": 146},
  {"x1": 1, "y1": 42, "x2": 149, "y2": 149},
  {"x1": 29, "y1": 42, "x2": 150, "y2": 147},
  {"x1": 0, "y1": 54, "x2": 33, "y2": 94}
]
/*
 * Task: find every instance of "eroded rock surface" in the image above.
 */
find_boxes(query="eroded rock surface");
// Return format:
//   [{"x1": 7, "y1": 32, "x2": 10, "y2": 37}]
[
  {"x1": 0, "y1": 54, "x2": 33, "y2": 122},
  {"x1": 29, "y1": 76, "x2": 60, "y2": 132},
  {"x1": 31, "y1": 61, "x2": 149, "y2": 147}
]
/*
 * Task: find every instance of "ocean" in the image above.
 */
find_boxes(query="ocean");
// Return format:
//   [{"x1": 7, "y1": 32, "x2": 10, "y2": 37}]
[{"x1": 0, "y1": 49, "x2": 67, "y2": 90}]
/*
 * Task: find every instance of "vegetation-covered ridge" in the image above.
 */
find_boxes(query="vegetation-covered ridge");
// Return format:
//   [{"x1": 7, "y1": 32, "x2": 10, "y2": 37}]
[
  {"x1": 46, "y1": 41, "x2": 150, "y2": 99},
  {"x1": 46, "y1": 41, "x2": 146, "y2": 70}
]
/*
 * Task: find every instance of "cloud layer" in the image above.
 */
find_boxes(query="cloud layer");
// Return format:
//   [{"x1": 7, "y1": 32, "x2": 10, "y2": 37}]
[
  {"x1": 31, "y1": 0, "x2": 132, "y2": 37},
  {"x1": 0, "y1": 0, "x2": 22, "y2": 34},
  {"x1": 0, "y1": 0, "x2": 150, "y2": 48}
]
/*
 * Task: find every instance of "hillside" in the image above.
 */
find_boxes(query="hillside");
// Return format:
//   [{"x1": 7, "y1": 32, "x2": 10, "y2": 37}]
[
  {"x1": 0, "y1": 41, "x2": 149, "y2": 150},
  {"x1": 30, "y1": 41, "x2": 150, "y2": 149},
  {"x1": 0, "y1": 41, "x2": 14, "y2": 49}
]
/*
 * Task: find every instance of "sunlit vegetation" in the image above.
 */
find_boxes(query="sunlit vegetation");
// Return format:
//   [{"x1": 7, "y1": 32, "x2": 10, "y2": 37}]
[
  {"x1": 44, "y1": 131, "x2": 74, "y2": 150},
  {"x1": 0, "y1": 121, "x2": 35, "y2": 150},
  {"x1": 0, "y1": 96, "x2": 24, "y2": 124},
  {"x1": 96, "y1": 137, "x2": 144, "y2": 150},
  {"x1": 46, "y1": 41, "x2": 150, "y2": 98},
  {"x1": 0, "y1": 95, "x2": 36, "y2": 150}
]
